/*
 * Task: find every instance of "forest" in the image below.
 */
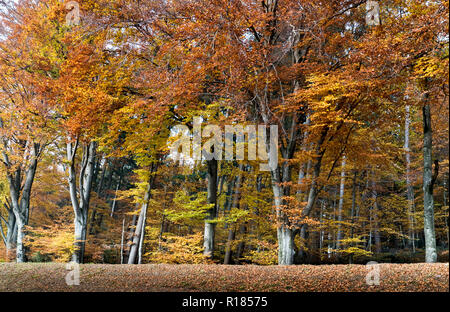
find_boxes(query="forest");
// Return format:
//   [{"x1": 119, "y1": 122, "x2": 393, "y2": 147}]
[{"x1": 0, "y1": 0, "x2": 448, "y2": 275}]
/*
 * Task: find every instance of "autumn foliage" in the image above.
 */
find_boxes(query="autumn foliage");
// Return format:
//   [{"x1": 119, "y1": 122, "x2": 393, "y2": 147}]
[{"x1": 0, "y1": 0, "x2": 448, "y2": 276}]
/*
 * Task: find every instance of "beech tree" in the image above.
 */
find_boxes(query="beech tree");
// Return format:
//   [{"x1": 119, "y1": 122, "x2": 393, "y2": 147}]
[{"x1": 0, "y1": 0, "x2": 447, "y2": 266}]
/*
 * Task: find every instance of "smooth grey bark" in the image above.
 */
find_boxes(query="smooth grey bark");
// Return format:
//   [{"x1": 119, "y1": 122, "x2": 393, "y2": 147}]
[
  {"x1": 319, "y1": 200, "x2": 325, "y2": 255},
  {"x1": 10, "y1": 160, "x2": 37, "y2": 263},
  {"x1": 422, "y1": 102, "x2": 437, "y2": 263},
  {"x1": 0, "y1": 200, "x2": 17, "y2": 258},
  {"x1": 120, "y1": 218, "x2": 125, "y2": 264},
  {"x1": 336, "y1": 155, "x2": 346, "y2": 250},
  {"x1": 128, "y1": 199, "x2": 146, "y2": 264},
  {"x1": 296, "y1": 116, "x2": 311, "y2": 201},
  {"x1": 332, "y1": 188, "x2": 337, "y2": 250},
  {"x1": 404, "y1": 105, "x2": 416, "y2": 252},
  {"x1": 1, "y1": 141, "x2": 39, "y2": 262},
  {"x1": 137, "y1": 196, "x2": 147, "y2": 264},
  {"x1": 203, "y1": 158, "x2": 218, "y2": 258},
  {"x1": 67, "y1": 139, "x2": 97, "y2": 264},
  {"x1": 124, "y1": 204, "x2": 139, "y2": 263},
  {"x1": 128, "y1": 170, "x2": 154, "y2": 264},
  {"x1": 270, "y1": 128, "x2": 298, "y2": 265},
  {"x1": 110, "y1": 179, "x2": 121, "y2": 217}
]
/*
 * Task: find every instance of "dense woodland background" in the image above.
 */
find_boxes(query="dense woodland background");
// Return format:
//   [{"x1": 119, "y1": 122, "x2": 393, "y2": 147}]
[{"x1": 0, "y1": 0, "x2": 448, "y2": 266}]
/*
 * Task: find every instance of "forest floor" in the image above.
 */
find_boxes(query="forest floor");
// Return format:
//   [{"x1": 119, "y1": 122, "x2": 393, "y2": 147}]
[{"x1": 0, "y1": 263, "x2": 448, "y2": 292}]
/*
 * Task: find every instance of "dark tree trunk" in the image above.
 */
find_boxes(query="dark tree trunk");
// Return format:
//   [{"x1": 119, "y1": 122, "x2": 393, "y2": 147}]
[
  {"x1": 224, "y1": 165, "x2": 244, "y2": 264},
  {"x1": 203, "y1": 158, "x2": 218, "y2": 258}
]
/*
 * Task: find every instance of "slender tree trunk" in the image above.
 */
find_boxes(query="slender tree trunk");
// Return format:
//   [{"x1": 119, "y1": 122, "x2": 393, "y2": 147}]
[
  {"x1": 127, "y1": 202, "x2": 146, "y2": 264},
  {"x1": 336, "y1": 156, "x2": 346, "y2": 250},
  {"x1": 110, "y1": 179, "x2": 121, "y2": 217},
  {"x1": 319, "y1": 200, "x2": 324, "y2": 258},
  {"x1": 422, "y1": 102, "x2": 437, "y2": 263},
  {"x1": 332, "y1": 188, "x2": 337, "y2": 251},
  {"x1": 120, "y1": 218, "x2": 125, "y2": 264},
  {"x1": 405, "y1": 105, "x2": 416, "y2": 252},
  {"x1": 128, "y1": 169, "x2": 154, "y2": 264},
  {"x1": 444, "y1": 175, "x2": 449, "y2": 249},
  {"x1": 203, "y1": 158, "x2": 218, "y2": 258},
  {"x1": 224, "y1": 226, "x2": 236, "y2": 265},
  {"x1": 137, "y1": 197, "x2": 147, "y2": 264},
  {"x1": 349, "y1": 171, "x2": 357, "y2": 264}
]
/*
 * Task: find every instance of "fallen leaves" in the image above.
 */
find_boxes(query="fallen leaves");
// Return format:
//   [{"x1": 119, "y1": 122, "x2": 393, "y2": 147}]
[{"x1": 0, "y1": 263, "x2": 447, "y2": 292}]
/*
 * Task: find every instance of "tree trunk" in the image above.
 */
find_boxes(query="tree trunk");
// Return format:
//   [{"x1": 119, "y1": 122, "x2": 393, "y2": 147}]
[
  {"x1": 2, "y1": 205, "x2": 17, "y2": 259},
  {"x1": 336, "y1": 155, "x2": 346, "y2": 250},
  {"x1": 224, "y1": 226, "x2": 236, "y2": 265},
  {"x1": 120, "y1": 218, "x2": 125, "y2": 264},
  {"x1": 67, "y1": 139, "x2": 97, "y2": 263},
  {"x1": 137, "y1": 196, "x2": 147, "y2": 264},
  {"x1": 405, "y1": 105, "x2": 416, "y2": 252},
  {"x1": 128, "y1": 170, "x2": 154, "y2": 264},
  {"x1": 277, "y1": 227, "x2": 295, "y2": 265},
  {"x1": 349, "y1": 171, "x2": 358, "y2": 264},
  {"x1": 3, "y1": 143, "x2": 39, "y2": 262},
  {"x1": 319, "y1": 200, "x2": 324, "y2": 258},
  {"x1": 422, "y1": 102, "x2": 437, "y2": 263},
  {"x1": 127, "y1": 201, "x2": 146, "y2": 264},
  {"x1": 203, "y1": 158, "x2": 218, "y2": 258},
  {"x1": 297, "y1": 225, "x2": 307, "y2": 262}
]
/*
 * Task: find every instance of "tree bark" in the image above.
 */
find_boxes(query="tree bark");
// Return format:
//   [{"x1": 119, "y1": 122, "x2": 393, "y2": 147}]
[
  {"x1": 422, "y1": 102, "x2": 437, "y2": 263},
  {"x1": 223, "y1": 225, "x2": 236, "y2": 265},
  {"x1": 404, "y1": 105, "x2": 416, "y2": 252},
  {"x1": 2, "y1": 143, "x2": 39, "y2": 262},
  {"x1": 128, "y1": 167, "x2": 155, "y2": 264},
  {"x1": 336, "y1": 155, "x2": 346, "y2": 250},
  {"x1": 203, "y1": 158, "x2": 218, "y2": 258},
  {"x1": 0, "y1": 201, "x2": 17, "y2": 259},
  {"x1": 67, "y1": 139, "x2": 97, "y2": 264}
]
